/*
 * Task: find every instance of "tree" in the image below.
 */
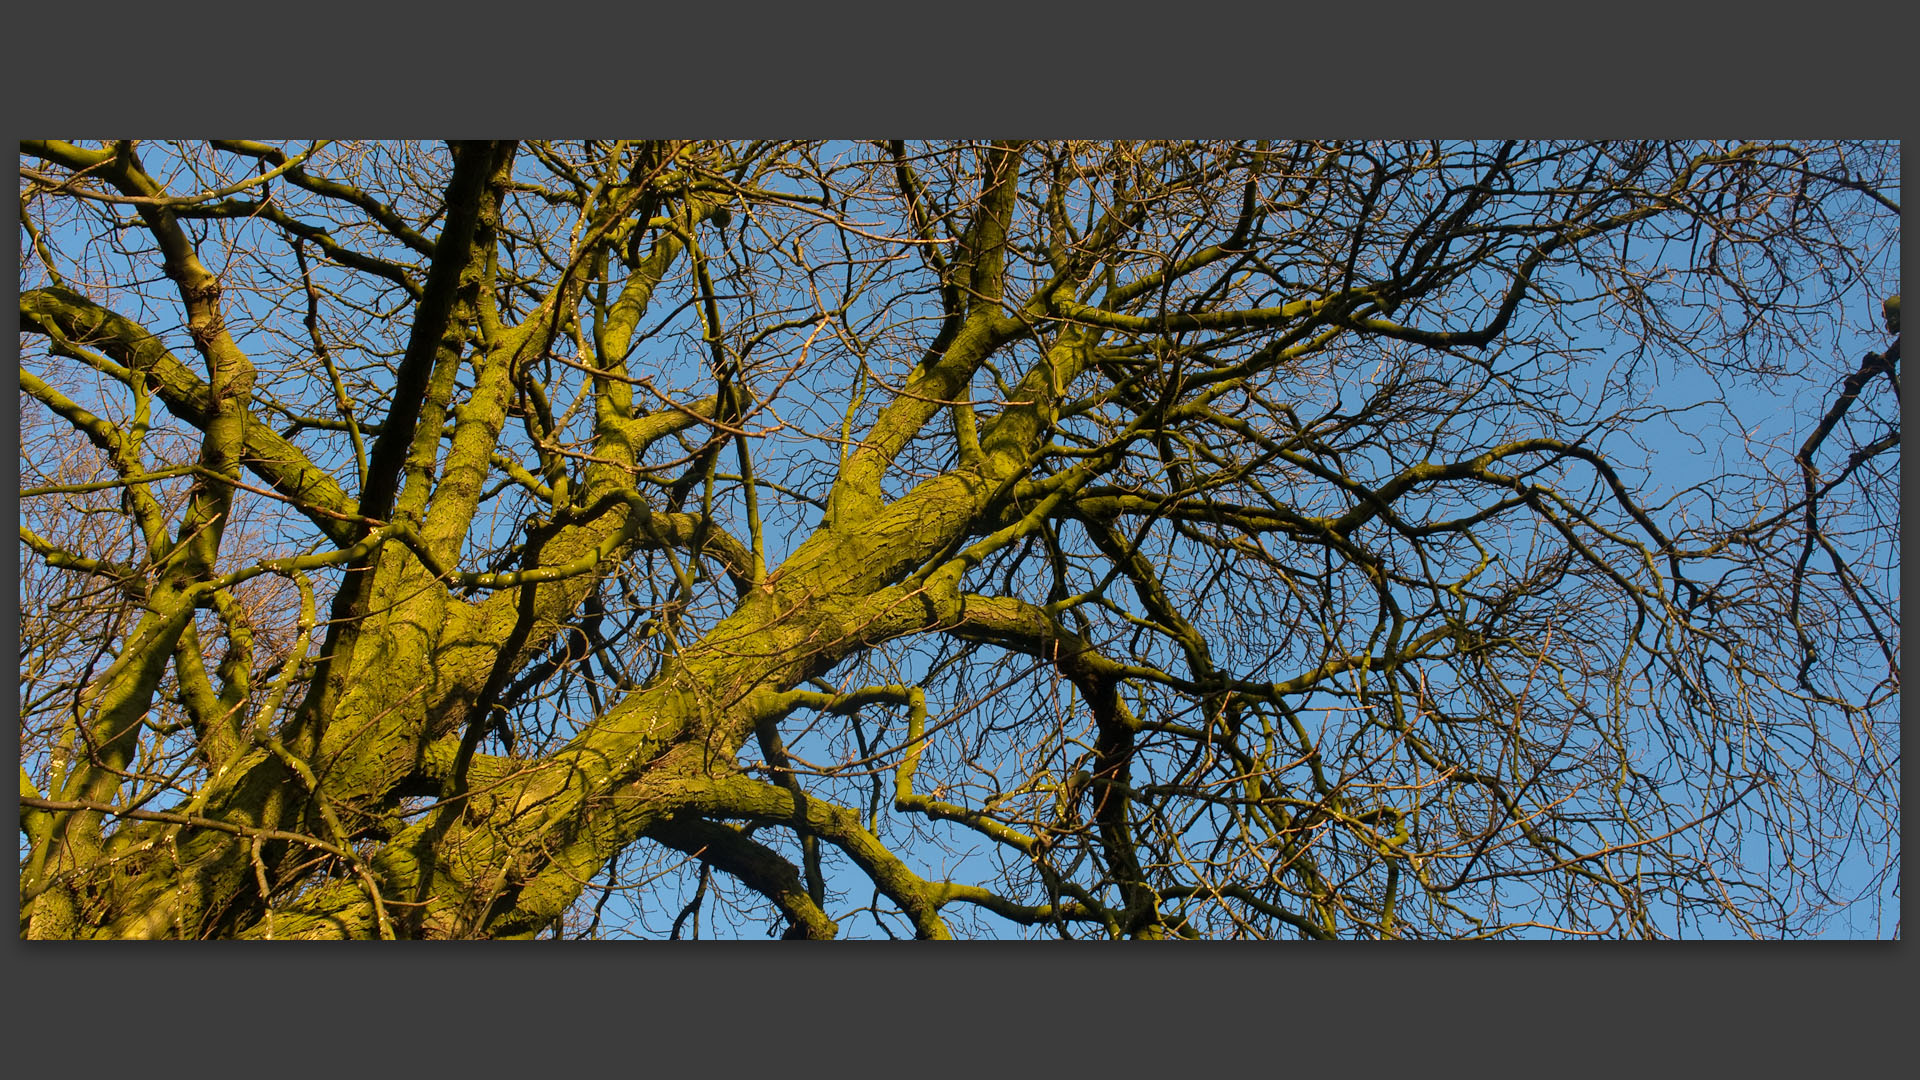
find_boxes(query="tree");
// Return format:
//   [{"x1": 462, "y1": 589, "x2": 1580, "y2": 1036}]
[{"x1": 17, "y1": 139, "x2": 1900, "y2": 940}]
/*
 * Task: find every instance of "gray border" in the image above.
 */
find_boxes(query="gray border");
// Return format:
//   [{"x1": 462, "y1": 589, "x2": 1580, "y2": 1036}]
[{"x1": 7, "y1": 0, "x2": 1907, "y2": 1073}]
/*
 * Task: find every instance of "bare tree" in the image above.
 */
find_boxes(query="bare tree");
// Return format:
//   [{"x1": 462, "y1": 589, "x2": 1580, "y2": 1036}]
[{"x1": 18, "y1": 139, "x2": 1899, "y2": 939}]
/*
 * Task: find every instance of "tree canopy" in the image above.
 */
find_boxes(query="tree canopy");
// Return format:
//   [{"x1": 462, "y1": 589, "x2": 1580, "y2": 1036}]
[{"x1": 18, "y1": 139, "x2": 1900, "y2": 939}]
